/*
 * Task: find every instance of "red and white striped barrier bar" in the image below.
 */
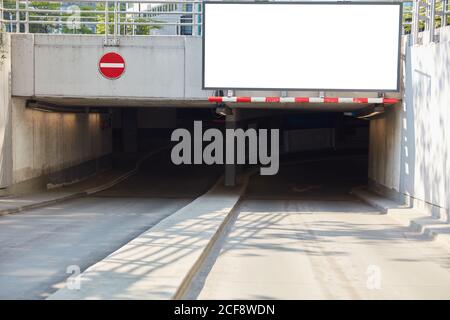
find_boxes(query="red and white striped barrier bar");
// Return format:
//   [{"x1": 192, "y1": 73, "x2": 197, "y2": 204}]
[{"x1": 208, "y1": 97, "x2": 399, "y2": 104}]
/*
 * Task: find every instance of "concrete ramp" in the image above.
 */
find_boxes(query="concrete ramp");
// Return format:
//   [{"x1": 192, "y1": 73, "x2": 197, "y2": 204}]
[{"x1": 48, "y1": 175, "x2": 247, "y2": 300}]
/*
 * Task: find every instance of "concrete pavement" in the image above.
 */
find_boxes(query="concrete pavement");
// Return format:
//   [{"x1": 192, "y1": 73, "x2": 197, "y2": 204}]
[{"x1": 190, "y1": 157, "x2": 450, "y2": 299}]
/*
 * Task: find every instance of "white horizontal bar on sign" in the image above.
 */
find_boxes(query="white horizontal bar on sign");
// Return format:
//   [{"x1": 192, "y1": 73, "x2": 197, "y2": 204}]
[{"x1": 99, "y1": 63, "x2": 125, "y2": 68}]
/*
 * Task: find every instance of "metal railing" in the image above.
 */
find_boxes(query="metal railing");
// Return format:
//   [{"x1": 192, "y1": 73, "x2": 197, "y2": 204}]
[
  {"x1": 0, "y1": 1, "x2": 448, "y2": 42},
  {"x1": 406, "y1": 0, "x2": 450, "y2": 43},
  {"x1": 0, "y1": 0, "x2": 203, "y2": 37}
]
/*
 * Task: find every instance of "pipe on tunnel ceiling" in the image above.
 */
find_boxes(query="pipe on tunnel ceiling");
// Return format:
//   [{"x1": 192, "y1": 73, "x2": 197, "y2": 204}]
[
  {"x1": 344, "y1": 105, "x2": 386, "y2": 120},
  {"x1": 26, "y1": 100, "x2": 110, "y2": 114}
]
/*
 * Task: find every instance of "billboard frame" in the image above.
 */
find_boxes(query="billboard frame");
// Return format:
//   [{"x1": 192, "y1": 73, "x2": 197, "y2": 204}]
[{"x1": 202, "y1": 1, "x2": 403, "y2": 92}]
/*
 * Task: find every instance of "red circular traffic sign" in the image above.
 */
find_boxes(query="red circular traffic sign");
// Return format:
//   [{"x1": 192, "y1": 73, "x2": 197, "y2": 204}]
[{"x1": 98, "y1": 52, "x2": 125, "y2": 79}]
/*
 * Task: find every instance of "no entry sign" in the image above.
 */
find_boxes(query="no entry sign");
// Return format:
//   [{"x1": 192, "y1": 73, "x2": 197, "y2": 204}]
[{"x1": 98, "y1": 52, "x2": 125, "y2": 79}]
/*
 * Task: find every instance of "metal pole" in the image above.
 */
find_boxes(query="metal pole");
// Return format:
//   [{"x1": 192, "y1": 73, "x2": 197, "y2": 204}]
[
  {"x1": 105, "y1": 1, "x2": 108, "y2": 39},
  {"x1": 429, "y1": 0, "x2": 436, "y2": 42},
  {"x1": 58, "y1": 0, "x2": 61, "y2": 34},
  {"x1": 0, "y1": 0, "x2": 4, "y2": 33},
  {"x1": 444, "y1": 0, "x2": 449, "y2": 26},
  {"x1": 192, "y1": 2, "x2": 197, "y2": 36},
  {"x1": 15, "y1": 0, "x2": 19, "y2": 33},
  {"x1": 25, "y1": 0, "x2": 29, "y2": 33},
  {"x1": 114, "y1": 1, "x2": 117, "y2": 38},
  {"x1": 133, "y1": 2, "x2": 138, "y2": 35},
  {"x1": 117, "y1": 1, "x2": 120, "y2": 36},
  {"x1": 412, "y1": 0, "x2": 419, "y2": 45},
  {"x1": 105, "y1": 1, "x2": 108, "y2": 38},
  {"x1": 199, "y1": 3, "x2": 202, "y2": 36},
  {"x1": 439, "y1": 0, "x2": 445, "y2": 27},
  {"x1": 124, "y1": 2, "x2": 128, "y2": 35}
]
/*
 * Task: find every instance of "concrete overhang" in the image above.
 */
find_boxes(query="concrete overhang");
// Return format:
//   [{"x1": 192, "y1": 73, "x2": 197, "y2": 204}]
[
  {"x1": 27, "y1": 95, "x2": 400, "y2": 112},
  {"x1": 28, "y1": 97, "x2": 214, "y2": 109}
]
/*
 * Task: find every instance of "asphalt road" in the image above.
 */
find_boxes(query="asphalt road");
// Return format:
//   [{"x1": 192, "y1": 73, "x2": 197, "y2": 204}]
[
  {"x1": 192, "y1": 157, "x2": 450, "y2": 299},
  {"x1": 0, "y1": 151, "x2": 221, "y2": 299}
]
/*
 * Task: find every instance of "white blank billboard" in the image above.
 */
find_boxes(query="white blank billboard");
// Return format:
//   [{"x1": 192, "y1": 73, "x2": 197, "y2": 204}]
[{"x1": 203, "y1": 2, "x2": 401, "y2": 91}]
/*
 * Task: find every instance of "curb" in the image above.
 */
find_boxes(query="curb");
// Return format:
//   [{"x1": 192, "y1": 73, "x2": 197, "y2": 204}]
[
  {"x1": 0, "y1": 193, "x2": 85, "y2": 216},
  {"x1": 351, "y1": 186, "x2": 450, "y2": 248},
  {"x1": 409, "y1": 220, "x2": 450, "y2": 249},
  {"x1": 173, "y1": 173, "x2": 250, "y2": 299},
  {"x1": 0, "y1": 146, "x2": 170, "y2": 217},
  {"x1": 350, "y1": 187, "x2": 390, "y2": 214}
]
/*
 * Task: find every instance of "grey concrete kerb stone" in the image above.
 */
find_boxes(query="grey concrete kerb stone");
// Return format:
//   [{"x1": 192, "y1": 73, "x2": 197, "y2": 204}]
[
  {"x1": 351, "y1": 187, "x2": 399, "y2": 214},
  {"x1": 351, "y1": 187, "x2": 450, "y2": 248}
]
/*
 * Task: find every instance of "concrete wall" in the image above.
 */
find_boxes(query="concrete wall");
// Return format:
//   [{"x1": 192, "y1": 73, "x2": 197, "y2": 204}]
[
  {"x1": 10, "y1": 98, "x2": 112, "y2": 192},
  {"x1": 137, "y1": 108, "x2": 177, "y2": 129},
  {"x1": 369, "y1": 26, "x2": 450, "y2": 221},
  {"x1": 11, "y1": 34, "x2": 207, "y2": 100},
  {"x1": 0, "y1": 34, "x2": 12, "y2": 190},
  {"x1": 111, "y1": 107, "x2": 176, "y2": 153},
  {"x1": 1, "y1": 34, "x2": 113, "y2": 194},
  {"x1": 11, "y1": 34, "x2": 400, "y2": 102},
  {"x1": 285, "y1": 129, "x2": 334, "y2": 153},
  {"x1": 368, "y1": 103, "x2": 402, "y2": 194}
]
